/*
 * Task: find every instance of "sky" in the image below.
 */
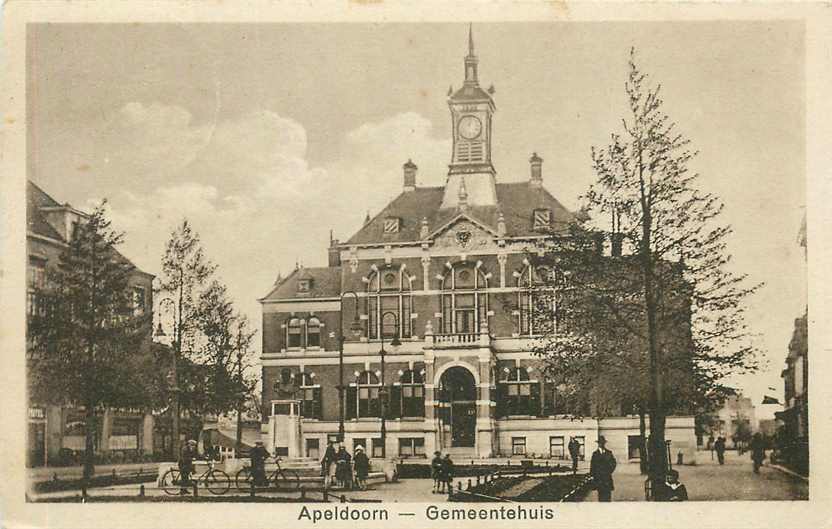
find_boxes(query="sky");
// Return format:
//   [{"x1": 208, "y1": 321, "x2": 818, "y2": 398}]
[{"x1": 27, "y1": 22, "x2": 806, "y2": 413}]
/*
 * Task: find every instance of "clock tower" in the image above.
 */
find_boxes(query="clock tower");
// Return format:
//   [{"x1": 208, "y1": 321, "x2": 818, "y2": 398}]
[{"x1": 441, "y1": 25, "x2": 498, "y2": 209}]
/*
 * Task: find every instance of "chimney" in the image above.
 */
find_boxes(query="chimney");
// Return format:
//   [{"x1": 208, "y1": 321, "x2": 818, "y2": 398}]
[
  {"x1": 420, "y1": 217, "x2": 429, "y2": 239},
  {"x1": 611, "y1": 233, "x2": 624, "y2": 257},
  {"x1": 529, "y1": 152, "x2": 543, "y2": 187},
  {"x1": 328, "y1": 239, "x2": 341, "y2": 267},
  {"x1": 403, "y1": 159, "x2": 417, "y2": 192}
]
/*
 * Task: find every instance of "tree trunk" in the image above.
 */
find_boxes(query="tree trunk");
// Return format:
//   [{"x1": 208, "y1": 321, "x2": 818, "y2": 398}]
[
  {"x1": 83, "y1": 404, "x2": 96, "y2": 481},
  {"x1": 638, "y1": 408, "x2": 648, "y2": 475}
]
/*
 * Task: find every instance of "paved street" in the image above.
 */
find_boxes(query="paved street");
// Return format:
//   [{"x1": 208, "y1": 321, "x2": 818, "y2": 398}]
[
  {"x1": 29, "y1": 450, "x2": 807, "y2": 503},
  {"x1": 587, "y1": 450, "x2": 808, "y2": 502}
]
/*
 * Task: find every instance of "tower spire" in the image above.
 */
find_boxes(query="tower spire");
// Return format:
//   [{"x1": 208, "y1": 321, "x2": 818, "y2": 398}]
[{"x1": 463, "y1": 24, "x2": 479, "y2": 86}]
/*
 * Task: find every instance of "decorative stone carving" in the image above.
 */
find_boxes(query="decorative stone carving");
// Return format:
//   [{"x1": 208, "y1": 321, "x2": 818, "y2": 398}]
[{"x1": 435, "y1": 220, "x2": 494, "y2": 250}]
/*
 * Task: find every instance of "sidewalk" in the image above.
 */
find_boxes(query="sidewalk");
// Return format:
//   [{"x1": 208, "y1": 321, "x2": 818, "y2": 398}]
[{"x1": 586, "y1": 450, "x2": 808, "y2": 501}]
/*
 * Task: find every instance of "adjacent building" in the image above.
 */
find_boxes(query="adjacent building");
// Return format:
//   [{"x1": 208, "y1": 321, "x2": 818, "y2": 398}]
[
  {"x1": 776, "y1": 214, "x2": 808, "y2": 475},
  {"x1": 258, "y1": 29, "x2": 696, "y2": 465},
  {"x1": 26, "y1": 181, "x2": 156, "y2": 466}
]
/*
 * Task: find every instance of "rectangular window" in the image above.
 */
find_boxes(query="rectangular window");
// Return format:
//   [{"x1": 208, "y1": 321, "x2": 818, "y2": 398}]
[
  {"x1": 306, "y1": 438, "x2": 320, "y2": 459},
  {"x1": 288, "y1": 327, "x2": 301, "y2": 348},
  {"x1": 301, "y1": 387, "x2": 321, "y2": 419},
  {"x1": 549, "y1": 436, "x2": 565, "y2": 459},
  {"x1": 402, "y1": 385, "x2": 425, "y2": 417},
  {"x1": 372, "y1": 438, "x2": 385, "y2": 458},
  {"x1": 398, "y1": 438, "x2": 425, "y2": 457},
  {"x1": 358, "y1": 386, "x2": 380, "y2": 417},
  {"x1": 627, "y1": 435, "x2": 643, "y2": 460},
  {"x1": 512, "y1": 437, "x2": 527, "y2": 456}
]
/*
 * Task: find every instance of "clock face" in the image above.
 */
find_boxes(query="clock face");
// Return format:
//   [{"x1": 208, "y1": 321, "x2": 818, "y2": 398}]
[{"x1": 458, "y1": 115, "x2": 482, "y2": 140}]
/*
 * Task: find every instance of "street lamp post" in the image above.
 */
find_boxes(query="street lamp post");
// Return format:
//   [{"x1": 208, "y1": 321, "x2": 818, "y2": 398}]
[
  {"x1": 337, "y1": 291, "x2": 362, "y2": 443},
  {"x1": 378, "y1": 311, "x2": 401, "y2": 459},
  {"x1": 154, "y1": 297, "x2": 180, "y2": 460}
]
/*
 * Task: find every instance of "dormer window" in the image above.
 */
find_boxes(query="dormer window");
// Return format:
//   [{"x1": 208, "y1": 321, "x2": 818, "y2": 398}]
[
  {"x1": 383, "y1": 217, "x2": 400, "y2": 234},
  {"x1": 297, "y1": 279, "x2": 311, "y2": 293},
  {"x1": 533, "y1": 209, "x2": 551, "y2": 231}
]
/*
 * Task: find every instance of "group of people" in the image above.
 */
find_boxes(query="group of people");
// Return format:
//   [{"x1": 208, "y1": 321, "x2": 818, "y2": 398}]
[
  {"x1": 430, "y1": 452, "x2": 456, "y2": 494},
  {"x1": 708, "y1": 432, "x2": 767, "y2": 472},
  {"x1": 320, "y1": 441, "x2": 371, "y2": 490}
]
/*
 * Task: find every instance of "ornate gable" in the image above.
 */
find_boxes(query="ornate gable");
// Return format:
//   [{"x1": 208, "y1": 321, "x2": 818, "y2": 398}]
[{"x1": 432, "y1": 216, "x2": 497, "y2": 251}]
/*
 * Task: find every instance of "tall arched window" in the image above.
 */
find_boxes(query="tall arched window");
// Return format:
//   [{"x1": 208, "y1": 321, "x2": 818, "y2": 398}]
[
  {"x1": 497, "y1": 367, "x2": 540, "y2": 417},
  {"x1": 367, "y1": 266, "x2": 412, "y2": 340},
  {"x1": 286, "y1": 317, "x2": 303, "y2": 348},
  {"x1": 397, "y1": 369, "x2": 425, "y2": 417},
  {"x1": 347, "y1": 371, "x2": 381, "y2": 419},
  {"x1": 299, "y1": 373, "x2": 322, "y2": 419},
  {"x1": 516, "y1": 266, "x2": 558, "y2": 336},
  {"x1": 306, "y1": 317, "x2": 321, "y2": 348},
  {"x1": 441, "y1": 262, "x2": 488, "y2": 334}
]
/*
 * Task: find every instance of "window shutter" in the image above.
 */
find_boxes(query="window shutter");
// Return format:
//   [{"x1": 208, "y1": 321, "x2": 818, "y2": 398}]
[
  {"x1": 389, "y1": 386, "x2": 401, "y2": 419},
  {"x1": 314, "y1": 388, "x2": 323, "y2": 419},
  {"x1": 346, "y1": 387, "x2": 357, "y2": 419},
  {"x1": 495, "y1": 384, "x2": 506, "y2": 418}
]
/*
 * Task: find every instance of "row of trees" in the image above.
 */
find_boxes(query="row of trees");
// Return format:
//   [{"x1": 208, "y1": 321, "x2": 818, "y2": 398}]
[
  {"x1": 530, "y1": 50, "x2": 762, "y2": 496},
  {"x1": 28, "y1": 213, "x2": 256, "y2": 481}
]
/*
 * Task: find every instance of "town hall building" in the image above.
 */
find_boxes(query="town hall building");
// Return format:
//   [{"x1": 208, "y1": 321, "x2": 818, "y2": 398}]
[{"x1": 259, "y1": 28, "x2": 696, "y2": 464}]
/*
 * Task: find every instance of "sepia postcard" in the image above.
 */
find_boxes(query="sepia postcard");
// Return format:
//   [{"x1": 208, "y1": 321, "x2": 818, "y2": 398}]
[{"x1": 1, "y1": 2, "x2": 830, "y2": 528}]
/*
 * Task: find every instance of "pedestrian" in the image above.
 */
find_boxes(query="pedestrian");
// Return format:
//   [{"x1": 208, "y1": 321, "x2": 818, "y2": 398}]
[
  {"x1": 178, "y1": 439, "x2": 198, "y2": 495},
  {"x1": 662, "y1": 469, "x2": 688, "y2": 501},
  {"x1": 568, "y1": 436, "x2": 581, "y2": 474},
  {"x1": 750, "y1": 432, "x2": 766, "y2": 474},
  {"x1": 430, "y1": 451, "x2": 443, "y2": 493},
  {"x1": 589, "y1": 436, "x2": 617, "y2": 502},
  {"x1": 353, "y1": 446, "x2": 370, "y2": 490},
  {"x1": 321, "y1": 440, "x2": 337, "y2": 489},
  {"x1": 707, "y1": 434, "x2": 715, "y2": 461},
  {"x1": 714, "y1": 436, "x2": 726, "y2": 465},
  {"x1": 441, "y1": 453, "x2": 455, "y2": 493},
  {"x1": 335, "y1": 445, "x2": 352, "y2": 490},
  {"x1": 249, "y1": 440, "x2": 271, "y2": 487}
]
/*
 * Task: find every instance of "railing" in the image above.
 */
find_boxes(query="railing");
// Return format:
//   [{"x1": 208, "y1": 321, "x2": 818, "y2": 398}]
[{"x1": 427, "y1": 332, "x2": 490, "y2": 348}]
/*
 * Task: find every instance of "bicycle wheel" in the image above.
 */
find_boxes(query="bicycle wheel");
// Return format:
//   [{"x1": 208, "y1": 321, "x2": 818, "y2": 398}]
[
  {"x1": 235, "y1": 467, "x2": 254, "y2": 490},
  {"x1": 160, "y1": 469, "x2": 181, "y2": 496},
  {"x1": 205, "y1": 469, "x2": 231, "y2": 495},
  {"x1": 275, "y1": 469, "x2": 300, "y2": 489}
]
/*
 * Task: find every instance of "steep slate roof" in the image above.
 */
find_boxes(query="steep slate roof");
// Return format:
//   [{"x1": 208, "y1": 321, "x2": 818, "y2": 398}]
[
  {"x1": 260, "y1": 266, "x2": 342, "y2": 301},
  {"x1": 27, "y1": 181, "x2": 67, "y2": 241},
  {"x1": 345, "y1": 181, "x2": 575, "y2": 245}
]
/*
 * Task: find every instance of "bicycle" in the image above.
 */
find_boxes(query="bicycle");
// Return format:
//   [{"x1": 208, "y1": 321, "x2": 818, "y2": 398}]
[
  {"x1": 235, "y1": 457, "x2": 300, "y2": 490},
  {"x1": 160, "y1": 459, "x2": 231, "y2": 496}
]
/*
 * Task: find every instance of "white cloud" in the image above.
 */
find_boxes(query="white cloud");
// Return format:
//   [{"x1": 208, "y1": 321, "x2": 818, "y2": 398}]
[{"x1": 97, "y1": 103, "x2": 452, "y2": 342}]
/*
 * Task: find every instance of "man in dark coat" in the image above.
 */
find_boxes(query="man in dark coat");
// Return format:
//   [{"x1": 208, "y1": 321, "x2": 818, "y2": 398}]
[
  {"x1": 750, "y1": 433, "x2": 766, "y2": 474},
  {"x1": 441, "y1": 454, "x2": 455, "y2": 493},
  {"x1": 714, "y1": 436, "x2": 726, "y2": 465},
  {"x1": 321, "y1": 441, "x2": 337, "y2": 488},
  {"x1": 249, "y1": 440, "x2": 271, "y2": 486},
  {"x1": 431, "y1": 451, "x2": 443, "y2": 493},
  {"x1": 178, "y1": 439, "x2": 199, "y2": 495},
  {"x1": 590, "y1": 436, "x2": 617, "y2": 502},
  {"x1": 568, "y1": 437, "x2": 581, "y2": 474}
]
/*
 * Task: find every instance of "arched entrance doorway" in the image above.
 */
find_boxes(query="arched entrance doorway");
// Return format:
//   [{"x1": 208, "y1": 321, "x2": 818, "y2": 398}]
[{"x1": 437, "y1": 366, "x2": 477, "y2": 448}]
